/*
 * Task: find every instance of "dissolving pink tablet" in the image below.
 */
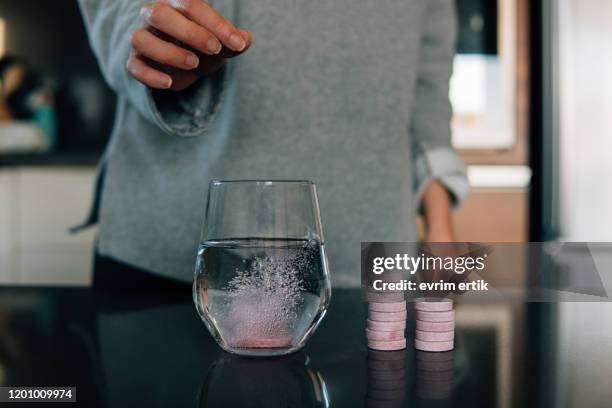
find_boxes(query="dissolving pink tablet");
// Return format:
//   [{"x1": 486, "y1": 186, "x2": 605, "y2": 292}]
[{"x1": 233, "y1": 336, "x2": 292, "y2": 348}]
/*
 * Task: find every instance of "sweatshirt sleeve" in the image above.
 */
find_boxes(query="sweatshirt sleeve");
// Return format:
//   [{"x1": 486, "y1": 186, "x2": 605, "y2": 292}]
[
  {"x1": 77, "y1": 0, "x2": 228, "y2": 137},
  {"x1": 410, "y1": 0, "x2": 469, "y2": 212}
]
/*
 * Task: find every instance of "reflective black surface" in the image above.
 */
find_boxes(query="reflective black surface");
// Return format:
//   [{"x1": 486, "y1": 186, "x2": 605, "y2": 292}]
[{"x1": 0, "y1": 275, "x2": 611, "y2": 407}]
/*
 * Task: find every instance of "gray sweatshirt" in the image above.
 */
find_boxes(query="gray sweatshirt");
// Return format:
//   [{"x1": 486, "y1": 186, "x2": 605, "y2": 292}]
[{"x1": 78, "y1": 0, "x2": 468, "y2": 287}]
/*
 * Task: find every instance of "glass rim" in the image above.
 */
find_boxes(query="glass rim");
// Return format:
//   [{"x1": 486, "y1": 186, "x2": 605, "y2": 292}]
[{"x1": 210, "y1": 179, "x2": 316, "y2": 186}]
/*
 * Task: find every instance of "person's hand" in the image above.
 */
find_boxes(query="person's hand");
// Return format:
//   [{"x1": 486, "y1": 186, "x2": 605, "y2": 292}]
[
  {"x1": 415, "y1": 242, "x2": 484, "y2": 298},
  {"x1": 418, "y1": 181, "x2": 473, "y2": 297},
  {"x1": 127, "y1": 0, "x2": 253, "y2": 91},
  {"x1": 426, "y1": 224, "x2": 456, "y2": 243},
  {"x1": 421, "y1": 180, "x2": 456, "y2": 242}
]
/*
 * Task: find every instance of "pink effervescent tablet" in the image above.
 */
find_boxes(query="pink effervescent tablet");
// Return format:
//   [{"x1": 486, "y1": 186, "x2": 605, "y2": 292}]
[
  {"x1": 368, "y1": 338, "x2": 407, "y2": 351},
  {"x1": 369, "y1": 301, "x2": 406, "y2": 313},
  {"x1": 366, "y1": 328, "x2": 405, "y2": 341},
  {"x1": 415, "y1": 329, "x2": 454, "y2": 342},
  {"x1": 414, "y1": 297, "x2": 453, "y2": 312},
  {"x1": 415, "y1": 310, "x2": 455, "y2": 322},
  {"x1": 369, "y1": 310, "x2": 407, "y2": 322},
  {"x1": 233, "y1": 336, "x2": 292, "y2": 349},
  {"x1": 415, "y1": 320, "x2": 455, "y2": 332},
  {"x1": 367, "y1": 319, "x2": 406, "y2": 332},
  {"x1": 414, "y1": 339, "x2": 454, "y2": 352}
]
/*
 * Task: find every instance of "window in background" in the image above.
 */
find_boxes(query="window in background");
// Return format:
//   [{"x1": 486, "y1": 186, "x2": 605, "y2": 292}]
[
  {"x1": 451, "y1": 0, "x2": 528, "y2": 165},
  {"x1": 441, "y1": 0, "x2": 531, "y2": 242}
]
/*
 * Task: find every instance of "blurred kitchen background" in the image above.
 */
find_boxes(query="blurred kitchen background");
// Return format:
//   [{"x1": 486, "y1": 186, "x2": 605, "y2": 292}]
[{"x1": 0, "y1": 0, "x2": 611, "y2": 286}]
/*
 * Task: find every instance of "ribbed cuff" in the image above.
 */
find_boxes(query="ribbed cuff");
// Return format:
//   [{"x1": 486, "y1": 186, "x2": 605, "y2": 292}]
[
  {"x1": 413, "y1": 147, "x2": 469, "y2": 213},
  {"x1": 146, "y1": 64, "x2": 229, "y2": 138}
]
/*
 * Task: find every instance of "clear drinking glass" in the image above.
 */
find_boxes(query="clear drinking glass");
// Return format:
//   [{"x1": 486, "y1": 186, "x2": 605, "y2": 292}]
[{"x1": 193, "y1": 180, "x2": 332, "y2": 357}]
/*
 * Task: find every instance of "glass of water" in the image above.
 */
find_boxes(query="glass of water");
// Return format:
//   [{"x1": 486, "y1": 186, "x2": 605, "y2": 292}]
[{"x1": 193, "y1": 180, "x2": 332, "y2": 357}]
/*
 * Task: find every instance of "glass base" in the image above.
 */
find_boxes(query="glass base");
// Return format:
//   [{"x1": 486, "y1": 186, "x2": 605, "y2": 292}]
[{"x1": 218, "y1": 342, "x2": 303, "y2": 357}]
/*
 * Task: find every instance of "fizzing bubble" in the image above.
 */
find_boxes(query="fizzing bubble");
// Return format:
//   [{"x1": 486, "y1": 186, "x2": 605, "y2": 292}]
[{"x1": 224, "y1": 253, "x2": 304, "y2": 348}]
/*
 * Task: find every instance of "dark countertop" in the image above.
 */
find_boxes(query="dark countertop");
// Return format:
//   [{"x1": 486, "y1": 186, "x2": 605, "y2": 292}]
[
  {"x1": 0, "y1": 278, "x2": 610, "y2": 407},
  {"x1": 0, "y1": 151, "x2": 100, "y2": 167}
]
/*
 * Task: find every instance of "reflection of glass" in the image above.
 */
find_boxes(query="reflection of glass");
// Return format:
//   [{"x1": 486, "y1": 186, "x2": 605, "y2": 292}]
[
  {"x1": 197, "y1": 353, "x2": 329, "y2": 407},
  {"x1": 194, "y1": 180, "x2": 332, "y2": 357}
]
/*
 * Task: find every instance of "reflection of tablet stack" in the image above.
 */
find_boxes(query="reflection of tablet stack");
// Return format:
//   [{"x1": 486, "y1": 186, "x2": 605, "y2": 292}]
[
  {"x1": 414, "y1": 297, "x2": 454, "y2": 352},
  {"x1": 366, "y1": 350, "x2": 407, "y2": 408},
  {"x1": 415, "y1": 350, "x2": 455, "y2": 399},
  {"x1": 365, "y1": 272, "x2": 407, "y2": 351}
]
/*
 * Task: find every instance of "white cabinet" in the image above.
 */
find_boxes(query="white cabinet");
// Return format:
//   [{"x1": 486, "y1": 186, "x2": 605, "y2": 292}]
[
  {"x1": 17, "y1": 169, "x2": 96, "y2": 246},
  {"x1": 0, "y1": 167, "x2": 97, "y2": 286},
  {"x1": 0, "y1": 170, "x2": 16, "y2": 284}
]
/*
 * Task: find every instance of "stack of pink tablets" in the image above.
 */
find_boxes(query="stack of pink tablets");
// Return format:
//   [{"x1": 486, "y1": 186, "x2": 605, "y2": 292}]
[
  {"x1": 414, "y1": 297, "x2": 455, "y2": 352},
  {"x1": 366, "y1": 299, "x2": 407, "y2": 351}
]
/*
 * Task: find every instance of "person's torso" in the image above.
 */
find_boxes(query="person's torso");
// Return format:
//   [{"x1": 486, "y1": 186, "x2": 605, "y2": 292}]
[{"x1": 97, "y1": 0, "x2": 428, "y2": 284}]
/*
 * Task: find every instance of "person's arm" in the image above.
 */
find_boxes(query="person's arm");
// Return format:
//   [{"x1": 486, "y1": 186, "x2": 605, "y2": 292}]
[
  {"x1": 77, "y1": 0, "x2": 250, "y2": 137},
  {"x1": 421, "y1": 180, "x2": 456, "y2": 241},
  {"x1": 409, "y1": 0, "x2": 469, "y2": 242}
]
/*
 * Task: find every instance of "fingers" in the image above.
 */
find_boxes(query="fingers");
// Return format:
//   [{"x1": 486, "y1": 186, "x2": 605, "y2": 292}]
[
  {"x1": 128, "y1": 1, "x2": 253, "y2": 89},
  {"x1": 217, "y1": 29, "x2": 253, "y2": 58},
  {"x1": 131, "y1": 28, "x2": 201, "y2": 70},
  {"x1": 159, "y1": 0, "x2": 251, "y2": 52},
  {"x1": 142, "y1": 3, "x2": 222, "y2": 55},
  {"x1": 126, "y1": 52, "x2": 173, "y2": 89}
]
